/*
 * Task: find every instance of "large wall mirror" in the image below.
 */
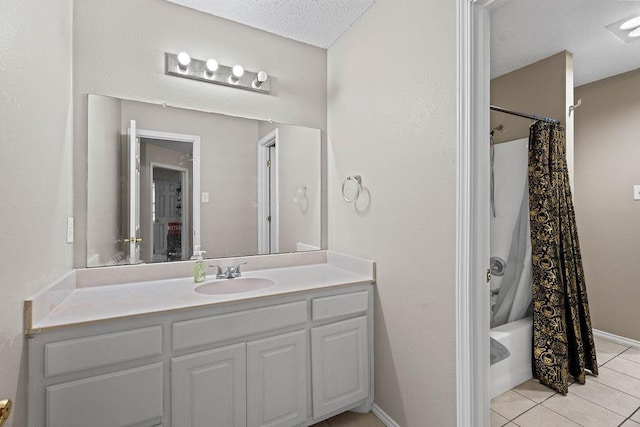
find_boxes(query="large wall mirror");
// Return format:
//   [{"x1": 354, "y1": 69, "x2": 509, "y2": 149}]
[{"x1": 87, "y1": 94, "x2": 321, "y2": 267}]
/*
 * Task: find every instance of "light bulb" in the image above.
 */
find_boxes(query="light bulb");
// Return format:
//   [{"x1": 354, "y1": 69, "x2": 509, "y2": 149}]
[
  {"x1": 630, "y1": 27, "x2": 640, "y2": 37},
  {"x1": 177, "y1": 52, "x2": 191, "y2": 70},
  {"x1": 253, "y1": 71, "x2": 268, "y2": 88},
  {"x1": 206, "y1": 59, "x2": 219, "y2": 72},
  {"x1": 620, "y1": 16, "x2": 640, "y2": 31},
  {"x1": 205, "y1": 59, "x2": 219, "y2": 77},
  {"x1": 232, "y1": 65, "x2": 244, "y2": 78}
]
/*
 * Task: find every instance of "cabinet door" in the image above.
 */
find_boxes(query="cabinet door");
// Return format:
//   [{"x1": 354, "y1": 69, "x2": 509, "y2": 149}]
[
  {"x1": 46, "y1": 363, "x2": 163, "y2": 427},
  {"x1": 172, "y1": 343, "x2": 246, "y2": 427},
  {"x1": 247, "y1": 330, "x2": 307, "y2": 427},
  {"x1": 311, "y1": 316, "x2": 369, "y2": 419}
]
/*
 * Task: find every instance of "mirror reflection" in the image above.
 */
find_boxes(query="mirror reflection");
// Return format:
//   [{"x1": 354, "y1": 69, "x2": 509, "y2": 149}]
[{"x1": 87, "y1": 94, "x2": 321, "y2": 267}]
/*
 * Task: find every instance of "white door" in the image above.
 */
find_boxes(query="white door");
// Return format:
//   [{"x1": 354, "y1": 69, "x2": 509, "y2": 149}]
[
  {"x1": 127, "y1": 120, "x2": 141, "y2": 264},
  {"x1": 311, "y1": 317, "x2": 369, "y2": 419},
  {"x1": 247, "y1": 330, "x2": 307, "y2": 427},
  {"x1": 153, "y1": 177, "x2": 183, "y2": 261},
  {"x1": 172, "y1": 343, "x2": 247, "y2": 427}
]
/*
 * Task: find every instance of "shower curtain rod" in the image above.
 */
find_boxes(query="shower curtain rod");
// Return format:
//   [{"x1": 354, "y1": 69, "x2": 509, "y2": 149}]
[{"x1": 490, "y1": 104, "x2": 560, "y2": 125}]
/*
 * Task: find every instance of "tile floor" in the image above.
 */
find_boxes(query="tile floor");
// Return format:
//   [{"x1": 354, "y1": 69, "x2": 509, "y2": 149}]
[
  {"x1": 311, "y1": 411, "x2": 385, "y2": 426},
  {"x1": 491, "y1": 336, "x2": 640, "y2": 427},
  {"x1": 310, "y1": 336, "x2": 640, "y2": 427}
]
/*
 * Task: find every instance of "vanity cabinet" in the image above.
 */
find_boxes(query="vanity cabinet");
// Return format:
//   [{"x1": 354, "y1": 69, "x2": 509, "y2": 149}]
[{"x1": 27, "y1": 284, "x2": 373, "y2": 427}]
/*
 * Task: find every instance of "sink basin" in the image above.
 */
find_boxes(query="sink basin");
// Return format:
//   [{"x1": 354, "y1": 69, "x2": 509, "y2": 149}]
[{"x1": 195, "y1": 277, "x2": 276, "y2": 295}]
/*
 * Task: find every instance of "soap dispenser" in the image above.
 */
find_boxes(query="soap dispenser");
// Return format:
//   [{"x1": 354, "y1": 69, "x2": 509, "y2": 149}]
[{"x1": 191, "y1": 246, "x2": 207, "y2": 283}]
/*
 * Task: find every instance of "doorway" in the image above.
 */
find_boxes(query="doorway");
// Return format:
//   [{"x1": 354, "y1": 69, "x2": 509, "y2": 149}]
[
  {"x1": 257, "y1": 129, "x2": 279, "y2": 255},
  {"x1": 150, "y1": 164, "x2": 189, "y2": 262},
  {"x1": 457, "y1": 0, "x2": 503, "y2": 425},
  {"x1": 128, "y1": 125, "x2": 201, "y2": 264}
]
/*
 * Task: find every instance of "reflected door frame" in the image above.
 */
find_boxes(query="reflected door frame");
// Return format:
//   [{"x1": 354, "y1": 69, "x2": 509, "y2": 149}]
[
  {"x1": 257, "y1": 129, "x2": 279, "y2": 255},
  {"x1": 136, "y1": 128, "x2": 201, "y2": 257}
]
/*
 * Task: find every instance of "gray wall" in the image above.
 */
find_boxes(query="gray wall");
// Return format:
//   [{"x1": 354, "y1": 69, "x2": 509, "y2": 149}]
[
  {"x1": 87, "y1": 95, "x2": 122, "y2": 266},
  {"x1": 327, "y1": 0, "x2": 458, "y2": 425},
  {"x1": 490, "y1": 51, "x2": 575, "y2": 184},
  {"x1": 574, "y1": 68, "x2": 640, "y2": 341},
  {"x1": 73, "y1": 0, "x2": 327, "y2": 266},
  {"x1": 0, "y1": 1, "x2": 74, "y2": 425}
]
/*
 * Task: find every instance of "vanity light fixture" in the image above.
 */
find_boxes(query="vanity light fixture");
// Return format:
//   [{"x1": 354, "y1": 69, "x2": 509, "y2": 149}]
[
  {"x1": 630, "y1": 27, "x2": 640, "y2": 38},
  {"x1": 165, "y1": 52, "x2": 270, "y2": 94}
]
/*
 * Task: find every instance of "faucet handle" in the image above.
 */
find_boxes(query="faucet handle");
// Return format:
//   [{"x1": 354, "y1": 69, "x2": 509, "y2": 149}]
[
  {"x1": 234, "y1": 261, "x2": 248, "y2": 276},
  {"x1": 209, "y1": 265, "x2": 222, "y2": 277}
]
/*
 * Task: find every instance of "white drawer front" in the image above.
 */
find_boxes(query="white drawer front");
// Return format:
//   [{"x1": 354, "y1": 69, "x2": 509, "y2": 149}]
[
  {"x1": 173, "y1": 301, "x2": 308, "y2": 351},
  {"x1": 45, "y1": 326, "x2": 163, "y2": 377},
  {"x1": 312, "y1": 291, "x2": 368, "y2": 322},
  {"x1": 46, "y1": 363, "x2": 163, "y2": 427}
]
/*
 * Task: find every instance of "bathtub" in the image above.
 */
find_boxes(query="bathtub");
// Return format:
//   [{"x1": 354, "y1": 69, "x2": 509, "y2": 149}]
[{"x1": 490, "y1": 316, "x2": 533, "y2": 398}]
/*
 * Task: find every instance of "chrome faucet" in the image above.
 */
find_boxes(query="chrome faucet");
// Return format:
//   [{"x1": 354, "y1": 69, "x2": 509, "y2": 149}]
[{"x1": 210, "y1": 262, "x2": 247, "y2": 279}]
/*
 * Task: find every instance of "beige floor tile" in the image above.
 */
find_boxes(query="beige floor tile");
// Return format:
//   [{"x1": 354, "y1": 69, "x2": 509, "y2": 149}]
[
  {"x1": 595, "y1": 337, "x2": 630, "y2": 365},
  {"x1": 491, "y1": 390, "x2": 536, "y2": 421},
  {"x1": 607, "y1": 357, "x2": 640, "y2": 380},
  {"x1": 512, "y1": 405, "x2": 580, "y2": 427},
  {"x1": 491, "y1": 409, "x2": 509, "y2": 427},
  {"x1": 621, "y1": 420, "x2": 640, "y2": 426},
  {"x1": 512, "y1": 378, "x2": 556, "y2": 403},
  {"x1": 592, "y1": 367, "x2": 640, "y2": 398},
  {"x1": 542, "y1": 393, "x2": 625, "y2": 427},
  {"x1": 620, "y1": 348, "x2": 640, "y2": 364},
  {"x1": 326, "y1": 412, "x2": 384, "y2": 427},
  {"x1": 311, "y1": 422, "x2": 331, "y2": 427},
  {"x1": 569, "y1": 376, "x2": 640, "y2": 417},
  {"x1": 632, "y1": 409, "x2": 640, "y2": 423}
]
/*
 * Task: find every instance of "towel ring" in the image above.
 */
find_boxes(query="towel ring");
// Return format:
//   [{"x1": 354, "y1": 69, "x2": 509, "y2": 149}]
[{"x1": 342, "y1": 175, "x2": 362, "y2": 203}]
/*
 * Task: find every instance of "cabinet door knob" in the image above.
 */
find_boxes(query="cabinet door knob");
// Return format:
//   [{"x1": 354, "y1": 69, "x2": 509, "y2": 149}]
[{"x1": 0, "y1": 399, "x2": 12, "y2": 426}]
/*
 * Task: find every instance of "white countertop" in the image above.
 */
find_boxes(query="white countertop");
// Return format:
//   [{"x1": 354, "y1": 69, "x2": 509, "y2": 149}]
[{"x1": 25, "y1": 252, "x2": 375, "y2": 334}]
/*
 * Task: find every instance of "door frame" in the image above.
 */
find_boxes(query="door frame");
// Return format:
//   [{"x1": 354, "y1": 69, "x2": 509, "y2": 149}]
[
  {"x1": 457, "y1": 0, "x2": 508, "y2": 425},
  {"x1": 136, "y1": 128, "x2": 201, "y2": 256},
  {"x1": 150, "y1": 162, "x2": 190, "y2": 261},
  {"x1": 257, "y1": 129, "x2": 279, "y2": 255}
]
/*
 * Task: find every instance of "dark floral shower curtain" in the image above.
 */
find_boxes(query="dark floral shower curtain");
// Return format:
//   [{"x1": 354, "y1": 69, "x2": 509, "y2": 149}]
[{"x1": 528, "y1": 121, "x2": 598, "y2": 394}]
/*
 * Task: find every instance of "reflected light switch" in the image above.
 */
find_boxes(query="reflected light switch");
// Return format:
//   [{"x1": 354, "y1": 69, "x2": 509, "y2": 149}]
[
  {"x1": 634, "y1": 185, "x2": 640, "y2": 201},
  {"x1": 201, "y1": 192, "x2": 210, "y2": 203}
]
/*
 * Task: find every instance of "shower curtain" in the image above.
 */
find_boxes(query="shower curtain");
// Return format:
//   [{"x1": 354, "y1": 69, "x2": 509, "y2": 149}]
[{"x1": 528, "y1": 121, "x2": 598, "y2": 394}]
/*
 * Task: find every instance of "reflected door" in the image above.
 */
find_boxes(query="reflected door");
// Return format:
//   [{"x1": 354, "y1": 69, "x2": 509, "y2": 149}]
[
  {"x1": 127, "y1": 120, "x2": 141, "y2": 264},
  {"x1": 153, "y1": 177, "x2": 183, "y2": 262}
]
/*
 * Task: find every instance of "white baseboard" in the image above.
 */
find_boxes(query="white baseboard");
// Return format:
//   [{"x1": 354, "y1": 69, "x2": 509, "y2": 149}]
[
  {"x1": 372, "y1": 404, "x2": 400, "y2": 427},
  {"x1": 593, "y1": 329, "x2": 640, "y2": 349}
]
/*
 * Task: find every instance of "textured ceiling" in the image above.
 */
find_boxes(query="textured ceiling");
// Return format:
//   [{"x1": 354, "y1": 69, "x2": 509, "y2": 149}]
[
  {"x1": 165, "y1": 0, "x2": 376, "y2": 48},
  {"x1": 491, "y1": 0, "x2": 640, "y2": 86}
]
